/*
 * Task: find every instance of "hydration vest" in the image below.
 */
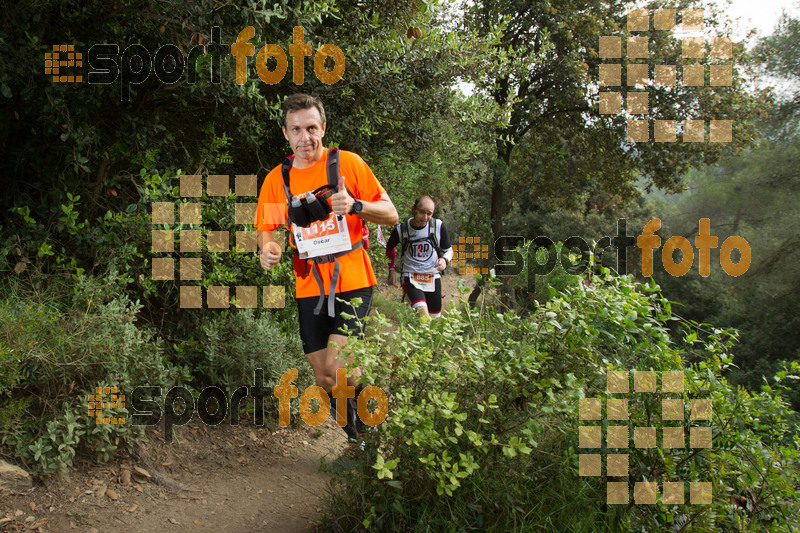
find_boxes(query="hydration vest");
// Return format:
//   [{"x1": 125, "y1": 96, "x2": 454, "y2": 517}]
[
  {"x1": 398, "y1": 218, "x2": 443, "y2": 275},
  {"x1": 281, "y1": 148, "x2": 366, "y2": 317}
]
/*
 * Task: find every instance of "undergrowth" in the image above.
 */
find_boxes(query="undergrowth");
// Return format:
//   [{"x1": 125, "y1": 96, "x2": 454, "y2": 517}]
[{"x1": 322, "y1": 272, "x2": 800, "y2": 532}]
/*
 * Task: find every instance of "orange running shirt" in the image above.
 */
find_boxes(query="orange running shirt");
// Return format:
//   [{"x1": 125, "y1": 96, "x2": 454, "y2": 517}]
[{"x1": 254, "y1": 149, "x2": 386, "y2": 298}]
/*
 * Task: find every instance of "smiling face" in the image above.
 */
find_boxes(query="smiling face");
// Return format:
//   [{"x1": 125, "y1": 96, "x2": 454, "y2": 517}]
[
  {"x1": 282, "y1": 107, "x2": 326, "y2": 168},
  {"x1": 412, "y1": 197, "x2": 435, "y2": 228}
]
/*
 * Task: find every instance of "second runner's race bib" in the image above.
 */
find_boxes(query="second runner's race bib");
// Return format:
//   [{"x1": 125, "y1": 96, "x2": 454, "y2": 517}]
[
  {"x1": 293, "y1": 213, "x2": 351, "y2": 259},
  {"x1": 410, "y1": 272, "x2": 435, "y2": 292}
]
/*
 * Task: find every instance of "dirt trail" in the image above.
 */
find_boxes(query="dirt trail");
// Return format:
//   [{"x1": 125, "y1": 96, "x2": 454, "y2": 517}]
[
  {"x1": 1, "y1": 421, "x2": 346, "y2": 533},
  {"x1": 1, "y1": 276, "x2": 474, "y2": 533}
]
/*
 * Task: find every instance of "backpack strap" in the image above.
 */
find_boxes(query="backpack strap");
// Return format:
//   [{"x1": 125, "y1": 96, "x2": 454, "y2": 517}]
[
  {"x1": 281, "y1": 155, "x2": 295, "y2": 203},
  {"x1": 429, "y1": 218, "x2": 442, "y2": 257},
  {"x1": 308, "y1": 239, "x2": 364, "y2": 317},
  {"x1": 326, "y1": 147, "x2": 340, "y2": 190},
  {"x1": 400, "y1": 220, "x2": 410, "y2": 257},
  {"x1": 399, "y1": 220, "x2": 410, "y2": 275}
]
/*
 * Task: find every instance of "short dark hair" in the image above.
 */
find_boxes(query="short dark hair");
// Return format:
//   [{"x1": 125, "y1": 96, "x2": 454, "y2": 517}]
[
  {"x1": 412, "y1": 195, "x2": 435, "y2": 213},
  {"x1": 281, "y1": 93, "x2": 326, "y2": 127}
]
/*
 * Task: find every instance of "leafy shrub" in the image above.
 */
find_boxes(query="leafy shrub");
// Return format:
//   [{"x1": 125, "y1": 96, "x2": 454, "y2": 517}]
[
  {"x1": 181, "y1": 308, "x2": 311, "y2": 400},
  {"x1": 323, "y1": 273, "x2": 800, "y2": 532},
  {"x1": 505, "y1": 240, "x2": 584, "y2": 310},
  {"x1": 0, "y1": 271, "x2": 189, "y2": 478}
]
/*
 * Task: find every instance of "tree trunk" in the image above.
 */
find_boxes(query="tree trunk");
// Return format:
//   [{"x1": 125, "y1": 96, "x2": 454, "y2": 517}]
[
  {"x1": 469, "y1": 144, "x2": 512, "y2": 306},
  {"x1": 89, "y1": 158, "x2": 110, "y2": 219}
]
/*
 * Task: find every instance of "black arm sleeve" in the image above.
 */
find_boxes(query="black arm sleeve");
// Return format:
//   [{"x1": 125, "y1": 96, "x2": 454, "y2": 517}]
[
  {"x1": 439, "y1": 223, "x2": 451, "y2": 249},
  {"x1": 386, "y1": 225, "x2": 401, "y2": 250}
]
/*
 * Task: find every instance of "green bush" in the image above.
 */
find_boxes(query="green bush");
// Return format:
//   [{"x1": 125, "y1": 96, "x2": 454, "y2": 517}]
[
  {"x1": 180, "y1": 308, "x2": 311, "y2": 402},
  {"x1": 1, "y1": 166, "x2": 298, "y2": 350},
  {"x1": 323, "y1": 273, "x2": 800, "y2": 532},
  {"x1": 0, "y1": 164, "x2": 326, "y2": 473},
  {"x1": 0, "y1": 271, "x2": 189, "y2": 478},
  {"x1": 505, "y1": 240, "x2": 584, "y2": 310}
]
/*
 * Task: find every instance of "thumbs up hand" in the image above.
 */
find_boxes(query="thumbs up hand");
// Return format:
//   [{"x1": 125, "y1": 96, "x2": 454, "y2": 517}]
[{"x1": 331, "y1": 175, "x2": 354, "y2": 216}]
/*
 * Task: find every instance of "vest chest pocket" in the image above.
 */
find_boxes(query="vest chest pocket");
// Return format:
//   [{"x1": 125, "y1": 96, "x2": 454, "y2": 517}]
[{"x1": 293, "y1": 213, "x2": 350, "y2": 259}]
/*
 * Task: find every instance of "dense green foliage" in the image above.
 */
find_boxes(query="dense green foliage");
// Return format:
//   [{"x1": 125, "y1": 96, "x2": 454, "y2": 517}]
[
  {"x1": 651, "y1": 10, "x2": 800, "y2": 409},
  {"x1": 327, "y1": 273, "x2": 800, "y2": 532},
  {"x1": 0, "y1": 0, "x2": 798, "y2": 530},
  {"x1": 0, "y1": 272, "x2": 185, "y2": 477}
]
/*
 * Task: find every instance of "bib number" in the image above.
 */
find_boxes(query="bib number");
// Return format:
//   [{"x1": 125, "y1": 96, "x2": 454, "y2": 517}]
[
  {"x1": 293, "y1": 213, "x2": 351, "y2": 259},
  {"x1": 410, "y1": 272, "x2": 435, "y2": 292}
]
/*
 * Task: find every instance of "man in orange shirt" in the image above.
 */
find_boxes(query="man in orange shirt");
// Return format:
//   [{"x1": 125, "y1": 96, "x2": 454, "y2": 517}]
[{"x1": 255, "y1": 94, "x2": 398, "y2": 461}]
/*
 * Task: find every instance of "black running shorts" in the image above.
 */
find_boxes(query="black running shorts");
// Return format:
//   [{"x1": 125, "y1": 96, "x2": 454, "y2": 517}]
[
  {"x1": 402, "y1": 277, "x2": 442, "y2": 315},
  {"x1": 296, "y1": 286, "x2": 374, "y2": 354}
]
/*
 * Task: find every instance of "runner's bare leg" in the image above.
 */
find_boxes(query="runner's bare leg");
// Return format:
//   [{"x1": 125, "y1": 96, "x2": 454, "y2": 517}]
[{"x1": 304, "y1": 334, "x2": 361, "y2": 393}]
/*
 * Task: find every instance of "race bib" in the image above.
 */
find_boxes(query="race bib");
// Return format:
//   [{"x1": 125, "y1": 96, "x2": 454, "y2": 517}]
[
  {"x1": 410, "y1": 272, "x2": 435, "y2": 292},
  {"x1": 293, "y1": 213, "x2": 351, "y2": 259}
]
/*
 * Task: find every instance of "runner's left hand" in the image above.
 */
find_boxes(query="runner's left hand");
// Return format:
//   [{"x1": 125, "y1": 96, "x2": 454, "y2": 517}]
[
  {"x1": 435, "y1": 258, "x2": 446, "y2": 272},
  {"x1": 331, "y1": 175, "x2": 354, "y2": 215}
]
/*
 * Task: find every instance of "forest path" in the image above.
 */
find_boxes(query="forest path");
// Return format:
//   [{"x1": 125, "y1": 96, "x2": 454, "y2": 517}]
[{"x1": 1, "y1": 274, "x2": 475, "y2": 533}]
